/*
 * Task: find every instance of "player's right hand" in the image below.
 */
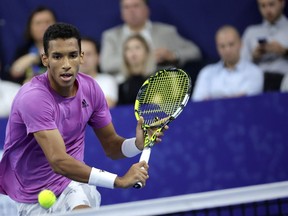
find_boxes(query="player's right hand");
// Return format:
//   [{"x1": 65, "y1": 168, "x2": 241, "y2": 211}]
[{"x1": 114, "y1": 161, "x2": 149, "y2": 188}]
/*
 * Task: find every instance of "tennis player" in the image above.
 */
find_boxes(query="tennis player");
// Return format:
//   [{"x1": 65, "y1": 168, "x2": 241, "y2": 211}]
[{"x1": 0, "y1": 22, "x2": 166, "y2": 215}]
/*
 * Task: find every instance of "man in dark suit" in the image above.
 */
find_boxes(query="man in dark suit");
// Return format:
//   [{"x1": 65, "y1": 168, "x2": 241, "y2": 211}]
[{"x1": 100, "y1": 0, "x2": 202, "y2": 82}]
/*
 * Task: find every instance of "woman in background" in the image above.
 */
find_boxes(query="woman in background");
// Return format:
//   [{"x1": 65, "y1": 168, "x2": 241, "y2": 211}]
[
  {"x1": 118, "y1": 34, "x2": 155, "y2": 105},
  {"x1": 10, "y1": 6, "x2": 56, "y2": 84}
]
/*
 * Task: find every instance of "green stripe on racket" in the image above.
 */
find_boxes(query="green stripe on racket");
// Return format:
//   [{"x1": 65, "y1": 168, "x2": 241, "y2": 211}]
[{"x1": 133, "y1": 68, "x2": 192, "y2": 189}]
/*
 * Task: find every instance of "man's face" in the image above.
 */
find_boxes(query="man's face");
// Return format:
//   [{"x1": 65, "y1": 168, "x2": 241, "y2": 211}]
[
  {"x1": 121, "y1": 0, "x2": 149, "y2": 29},
  {"x1": 257, "y1": 0, "x2": 284, "y2": 23},
  {"x1": 42, "y1": 38, "x2": 83, "y2": 95},
  {"x1": 79, "y1": 40, "x2": 99, "y2": 76},
  {"x1": 216, "y1": 29, "x2": 241, "y2": 67}
]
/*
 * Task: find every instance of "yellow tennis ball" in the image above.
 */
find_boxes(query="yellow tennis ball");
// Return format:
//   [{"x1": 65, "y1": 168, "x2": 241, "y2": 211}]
[{"x1": 38, "y1": 189, "x2": 56, "y2": 209}]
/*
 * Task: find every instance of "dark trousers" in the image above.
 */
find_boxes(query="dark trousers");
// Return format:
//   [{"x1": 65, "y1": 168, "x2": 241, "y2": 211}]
[{"x1": 264, "y1": 72, "x2": 284, "y2": 92}]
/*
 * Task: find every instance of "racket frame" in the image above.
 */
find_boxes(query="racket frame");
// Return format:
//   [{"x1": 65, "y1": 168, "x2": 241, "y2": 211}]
[{"x1": 133, "y1": 68, "x2": 192, "y2": 189}]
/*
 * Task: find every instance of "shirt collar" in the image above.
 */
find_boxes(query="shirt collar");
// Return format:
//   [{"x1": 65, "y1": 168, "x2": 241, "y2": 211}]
[
  {"x1": 263, "y1": 15, "x2": 288, "y2": 28},
  {"x1": 123, "y1": 20, "x2": 153, "y2": 45},
  {"x1": 220, "y1": 59, "x2": 244, "y2": 72},
  {"x1": 123, "y1": 20, "x2": 152, "y2": 36}
]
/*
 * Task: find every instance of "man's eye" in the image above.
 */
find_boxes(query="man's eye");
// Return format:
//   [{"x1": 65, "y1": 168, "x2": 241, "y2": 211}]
[
  {"x1": 53, "y1": 55, "x2": 61, "y2": 60},
  {"x1": 70, "y1": 53, "x2": 78, "y2": 58}
]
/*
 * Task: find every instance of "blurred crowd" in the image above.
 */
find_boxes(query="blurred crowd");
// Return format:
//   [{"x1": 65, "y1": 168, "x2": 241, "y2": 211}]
[{"x1": 1, "y1": 0, "x2": 288, "y2": 117}]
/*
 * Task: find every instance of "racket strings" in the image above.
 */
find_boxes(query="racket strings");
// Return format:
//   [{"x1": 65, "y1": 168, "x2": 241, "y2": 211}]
[{"x1": 138, "y1": 71, "x2": 189, "y2": 126}]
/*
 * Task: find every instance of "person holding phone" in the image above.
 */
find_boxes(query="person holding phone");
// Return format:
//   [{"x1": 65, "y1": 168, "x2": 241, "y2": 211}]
[
  {"x1": 241, "y1": 0, "x2": 288, "y2": 91},
  {"x1": 192, "y1": 26, "x2": 263, "y2": 101}
]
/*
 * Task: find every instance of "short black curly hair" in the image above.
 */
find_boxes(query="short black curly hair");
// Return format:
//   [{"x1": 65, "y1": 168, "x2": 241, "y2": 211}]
[{"x1": 43, "y1": 22, "x2": 81, "y2": 55}]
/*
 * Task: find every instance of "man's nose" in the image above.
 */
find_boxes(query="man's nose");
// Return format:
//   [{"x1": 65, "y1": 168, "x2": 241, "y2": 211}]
[{"x1": 62, "y1": 57, "x2": 71, "y2": 70}]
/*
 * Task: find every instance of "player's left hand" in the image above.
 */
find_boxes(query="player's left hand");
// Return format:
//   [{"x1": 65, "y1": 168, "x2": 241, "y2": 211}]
[
  {"x1": 114, "y1": 161, "x2": 149, "y2": 188},
  {"x1": 135, "y1": 117, "x2": 168, "y2": 150}
]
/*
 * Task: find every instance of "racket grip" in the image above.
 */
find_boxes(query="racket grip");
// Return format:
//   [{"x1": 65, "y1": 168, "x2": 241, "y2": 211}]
[
  {"x1": 133, "y1": 147, "x2": 151, "y2": 189},
  {"x1": 139, "y1": 147, "x2": 151, "y2": 163}
]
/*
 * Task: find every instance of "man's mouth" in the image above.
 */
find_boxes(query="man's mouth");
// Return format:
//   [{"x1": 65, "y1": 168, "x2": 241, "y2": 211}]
[{"x1": 60, "y1": 73, "x2": 73, "y2": 81}]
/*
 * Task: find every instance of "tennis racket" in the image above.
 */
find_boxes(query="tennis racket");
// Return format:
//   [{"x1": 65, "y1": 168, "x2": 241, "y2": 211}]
[{"x1": 133, "y1": 68, "x2": 192, "y2": 189}]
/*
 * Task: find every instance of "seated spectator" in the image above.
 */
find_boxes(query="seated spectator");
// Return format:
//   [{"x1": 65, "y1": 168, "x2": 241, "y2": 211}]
[
  {"x1": 118, "y1": 34, "x2": 154, "y2": 105},
  {"x1": 79, "y1": 37, "x2": 118, "y2": 108},
  {"x1": 0, "y1": 79, "x2": 21, "y2": 117},
  {"x1": 280, "y1": 73, "x2": 288, "y2": 92},
  {"x1": 100, "y1": 0, "x2": 201, "y2": 83},
  {"x1": 192, "y1": 25, "x2": 263, "y2": 102},
  {"x1": 241, "y1": 0, "x2": 288, "y2": 91},
  {"x1": 0, "y1": 60, "x2": 21, "y2": 117},
  {"x1": 10, "y1": 6, "x2": 56, "y2": 84}
]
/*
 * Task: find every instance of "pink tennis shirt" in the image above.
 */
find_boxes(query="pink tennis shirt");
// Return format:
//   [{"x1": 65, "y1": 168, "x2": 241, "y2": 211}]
[{"x1": 0, "y1": 72, "x2": 112, "y2": 203}]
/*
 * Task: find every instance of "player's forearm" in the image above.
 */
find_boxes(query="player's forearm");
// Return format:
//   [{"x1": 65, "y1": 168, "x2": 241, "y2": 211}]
[
  {"x1": 52, "y1": 155, "x2": 119, "y2": 189},
  {"x1": 104, "y1": 138, "x2": 126, "y2": 160},
  {"x1": 53, "y1": 155, "x2": 145, "y2": 189},
  {"x1": 93, "y1": 125, "x2": 127, "y2": 159},
  {"x1": 97, "y1": 134, "x2": 125, "y2": 159},
  {"x1": 50, "y1": 154, "x2": 91, "y2": 183}
]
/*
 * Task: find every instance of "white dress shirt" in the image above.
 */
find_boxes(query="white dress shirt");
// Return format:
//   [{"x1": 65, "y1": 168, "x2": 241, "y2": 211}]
[
  {"x1": 94, "y1": 73, "x2": 118, "y2": 103},
  {"x1": 0, "y1": 79, "x2": 21, "y2": 117},
  {"x1": 192, "y1": 60, "x2": 264, "y2": 101},
  {"x1": 241, "y1": 15, "x2": 288, "y2": 74}
]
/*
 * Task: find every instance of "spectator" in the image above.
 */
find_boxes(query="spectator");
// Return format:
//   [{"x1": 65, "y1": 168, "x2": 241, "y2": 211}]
[
  {"x1": 118, "y1": 34, "x2": 153, "y2": 105},
  {"x1": 241, "y1": 0, "x2": 288, "y2": 91},
  {"x1": 9, "y1": 6, "x2": 56, "y2": 84},
  {"x1": 192, "y1": 25, "x2": 263, "y2": 101},
  {"x1": 79, "y1": 37, "x2": 118, "y2": 108},
  {"x1": 100, "y1": 0, "x2": 201, "y2": 83},
  {"x1": 0, "y1": 79, "x2": 21, "y2": 117},
  {"x1": 0, "y1": 60, "x2": 21, "y2": 117},
  {"x1": 280, "y1": 73, "x2": 288, "y2": 92}
]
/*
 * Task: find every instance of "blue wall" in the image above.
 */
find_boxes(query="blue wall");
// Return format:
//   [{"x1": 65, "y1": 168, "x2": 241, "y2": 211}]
[
  {"x1": 2, "y1": 0, "x2": 288, "y2": 77},
  {"x1": 1, "y1": 93, "x2": 288, "y2": 205}
]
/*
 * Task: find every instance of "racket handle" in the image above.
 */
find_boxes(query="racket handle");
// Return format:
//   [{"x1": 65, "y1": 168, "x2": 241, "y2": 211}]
[
  {"x1": 139, "y1": 147, "x2": 151, "y2": 163},
  {"x1": 133, "y1": 147, "x2": 151, "y2": 189}
]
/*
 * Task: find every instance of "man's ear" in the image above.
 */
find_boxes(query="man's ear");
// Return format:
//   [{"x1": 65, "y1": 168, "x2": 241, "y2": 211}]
[
  {"x1": 41, "y1": 53, "x2": 49, "y2": 67},
  {"x1": 80, "y1": 51, "x2": 84, "y2": 64}
]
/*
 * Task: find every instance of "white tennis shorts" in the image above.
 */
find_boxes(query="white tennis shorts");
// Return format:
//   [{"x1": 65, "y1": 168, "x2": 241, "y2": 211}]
[{"x1": 17, "y1": 181, "x2": 101, "y2": 216}]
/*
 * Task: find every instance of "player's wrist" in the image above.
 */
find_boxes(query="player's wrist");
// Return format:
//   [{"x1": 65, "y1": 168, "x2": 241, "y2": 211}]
[
  {"x1": 114, "y1": 176, "x2": 125, "y2": 188},
  {"x1": 88, "y1": 167, "x2": 117, "y2": 189},
  {"x1": 122, "y1": 138, "x2": 142, "y2": 157}
]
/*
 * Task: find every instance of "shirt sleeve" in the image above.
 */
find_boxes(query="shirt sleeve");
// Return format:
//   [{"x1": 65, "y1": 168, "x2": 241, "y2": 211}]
[
  {"x1": 242, "y1": 65, "x2": 264, "y2": 95},
  {"x1": 240, "y1": 28, "x2": 254, "y2": 61},
  {"x1": 18, "y1": 89, "x2": 57, "y2": 134},
  {"x1": 192, "y1": 67, "x2": 212, "y2": 101},
  {"x1": 88, "y1": 81, "x2": 112, "y2": 129}
]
